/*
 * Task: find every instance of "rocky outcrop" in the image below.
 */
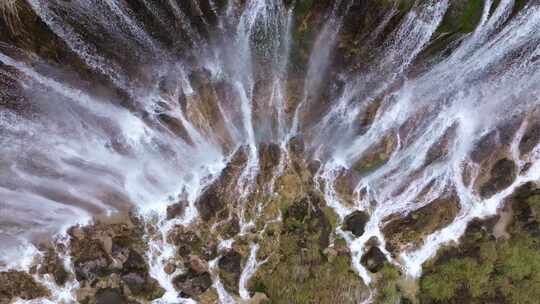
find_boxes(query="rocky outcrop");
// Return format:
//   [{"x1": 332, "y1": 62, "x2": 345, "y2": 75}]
[
  {"x1": 519, "y1": 121, "x2": 540, "y2": 157},
  {"x1": 352, "y1": 133, "x2": 397, "y2": 174},
  {"x1": 256, "y1": 142, "x2": 282, "y2": 187},
  {"x1": 383, "y1": 194, "x2": 461, "y2": 254},
  {"x1": 479, "y1": 158, "x2": 518, "y2": 198},
  {"x1": 67, "y1": 217, "x2": 165, "y2": 304},
  {"x1": 36, "y1": 245, "x2": 69, "y2": 286},
  {"x1": 218, "y1": 249, "x2": 243, "y2": 294},
  {"x1": 343, "y1": 210, "x2": 370, "y2": 237},
  {"x1": 196, "y1": 146, "x2": 249, "y2": 221},
  {"x1": 173, "y1": 269, "x2": 212, "y2": 299},
  {"x1": 0, "y1": 271, "x2": 50, "y2": 304},
  {"x1": 166, "y1": 200, "x2": 186, "y2": 220},
  {"x1": 249, "y1": 193, "x2": 369, "y2": 303}
]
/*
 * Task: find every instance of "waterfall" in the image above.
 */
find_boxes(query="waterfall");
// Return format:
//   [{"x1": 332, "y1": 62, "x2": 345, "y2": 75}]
[{"x1": 1, "y1": 0, "x2": 539, "y2": 303}]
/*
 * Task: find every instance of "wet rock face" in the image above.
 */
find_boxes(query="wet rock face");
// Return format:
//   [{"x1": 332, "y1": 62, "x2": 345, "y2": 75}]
[
  {"x1": 0, "y1": 271, "x2": 50, "y2": 304},
  {"x1": 352, "y1": 133, "x2": 397, "y2": 175},
  {"x1": 94, "y1": 288, "x2": 129, "y2": 304},
  {"x1": 166, "y1": 200, "x2": 186, "y2": 220},
  {"x1": 343, "y1": 211, "x2": 370, "y2": 237},
  {"x1": 196, "y1": 146, "x2": 249, "y2": 221},
  {"x1": 37, "y1": 246, "x2": 69, "y2": 286},
  {"x1": 519, "y1": 122, "x2": 540, "y2": 157},
  {"x1": 218, "y1": 249, "x2": 243, "y2": 294},
  {"x1": 257, "y1": 142, "x2": 282, "y2": 186},
  {"x1": 479, "y1": 158, "x2": 518, "y2": 198},
  {"x1": 333, "y1": 169, "x2": 361, "y2": 208},
  {"x1": 383, "y1": 195, "x2": 461, "y2": 254}
]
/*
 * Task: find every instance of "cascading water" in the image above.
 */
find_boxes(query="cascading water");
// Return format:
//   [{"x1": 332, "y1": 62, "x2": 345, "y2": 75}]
[{"x1": 1, "y1": 0, "x2": 539, "y2": 303}]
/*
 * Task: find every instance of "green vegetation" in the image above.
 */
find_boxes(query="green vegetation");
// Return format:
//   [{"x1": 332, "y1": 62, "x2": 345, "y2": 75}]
[
  {"x1": 374, "y1": 264, "x2": 401, "y2": 304},
  {"x1": 419, "y1": 183, "x2": 540, "y2": 304},
  {"x1": 249, "y1": 196, "x2": 367, "y2": 303}
]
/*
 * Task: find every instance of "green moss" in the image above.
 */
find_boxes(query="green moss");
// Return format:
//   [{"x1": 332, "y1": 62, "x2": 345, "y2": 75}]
[
  {"x1": 396, "y1": 0, "x2": 415, "y2": 13},
  {"x1": 421, "y1": 258, "x2": 492, "y2": 301},
  {"x1": 353, "y1": 153, "x2": 389, "y2": 174},
  {"x1": 438, "y1": 0, "x2": 484, "y2": 34},
  {"x1": 323, "y1": 207, "x2": 339, "y2": 230},
  {"x1": 249, "y1": 197, "x2": 367, "y2": 303},
  {"x1": 526, "y1": 194, "x2": 540, "y2": 219},
  {"x1": 374, "y1": 264, "x2": 401, "y2": 304},
  {"x1": 295, "y1": 0, "x2": 315, "y2": 17}
]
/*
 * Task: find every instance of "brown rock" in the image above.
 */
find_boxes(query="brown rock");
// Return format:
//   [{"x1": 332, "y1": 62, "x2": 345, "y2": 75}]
[
  {"x1": 383, "y1": 194, "x2": 461, "y2": 253},
  {"x1": 218, "y1": 249, "x2": 243, "y2": 294},
  {"x1": 173, "y1": 270, "x2": 213, "y2": 298},
  {"x1": 360, "y1": 247, "x2": 387, "y2": 273},
  {"x1": 519, "y1": 121, "x2": 540, "y2": 156},
  {"x1": 189, "y1": 255, "x2": 209, "y2": 274},
  {"x1": 0, "y1": 270, "x2": 50, "y2": 303},
  {"x1": 479, "y1": 158, "x2": 518, "y2": 198},
  {"x1": 166, "y1": 201, "x2": 186, "y2": 220},
  {"x1": 352, "y1": 133, "x2": 397, "y2": 174},
  {"x1": 343, "y1": 211, "x2": 370, "y2": 237},
  {"x1": 94, "y1": 288, "x2": 128, "y2": 304},
  {"x1": 164, "y1": 263, "x2": 176, "y2": 275},
  {"x1": 196, "y1": 146, "x2": 248, "y2": 221}
]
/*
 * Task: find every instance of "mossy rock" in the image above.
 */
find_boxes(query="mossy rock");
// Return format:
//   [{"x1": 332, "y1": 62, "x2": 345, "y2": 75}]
[
  {"x1": 437, "y1": 0, "x2": 484, "y2": 34},
  {"x1": 353, "y1": 134, "x2": 397, "y2": 175},
  {"x1": 248, "y1": 195, "x2": 368, "y2": 303},
  {"x1": 418, "y1": 183, "x2": 540, "y2": 304},
  {"x1": 383, "y1": 195, "x2": 461, "y2": 253},
  {"x1": 0, "y1": 270, "x2": 51, "y2": 303}
]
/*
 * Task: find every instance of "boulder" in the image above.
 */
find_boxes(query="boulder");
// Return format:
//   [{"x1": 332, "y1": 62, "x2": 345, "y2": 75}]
[
  {"x1": 38, "y1": 246, "x2": 69, "y2": 286},
  {"x1": 188, "y1": 255, "x2": 209, "y2": 274},
  {"x1": 166, "y1": 201, "x2": 186, "y2": 220},
  {"x1": 196, "y1": 146, "x2": 248, "y2": 221},
  {"x1": 360, "y1": 247, "x2": 387, "y2": 273},
  {"x1": 343, "y1": 211, "x2": 370, "y2": 237},
  {"x1": 173, "y1": 270, "x2": 213, "y2": 298},
  {"x1": 218, "y1": 250, "x2": 243, "y2": 294}
]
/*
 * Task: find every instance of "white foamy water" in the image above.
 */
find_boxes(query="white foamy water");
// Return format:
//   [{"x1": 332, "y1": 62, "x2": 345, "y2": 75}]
[{"x1": 1, "y1": 0, "x2": 540, "y2": 303}]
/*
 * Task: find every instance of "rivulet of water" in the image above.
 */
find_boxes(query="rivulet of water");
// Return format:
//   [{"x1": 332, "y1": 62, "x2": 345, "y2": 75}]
[{"x1": 1, "y1": 0, "x2": 539, "y2": 303}]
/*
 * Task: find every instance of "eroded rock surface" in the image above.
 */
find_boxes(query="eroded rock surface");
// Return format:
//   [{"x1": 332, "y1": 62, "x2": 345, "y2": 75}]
[
  {"x1": 0, "y1": 271, "x2": 50, "y2": 304},
  {"x1": 67, "y1": 217, "x2": 165, "y2": 303},
  {"x1": 383, "y1": 194, "x2": 461, "y2": 254}
]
